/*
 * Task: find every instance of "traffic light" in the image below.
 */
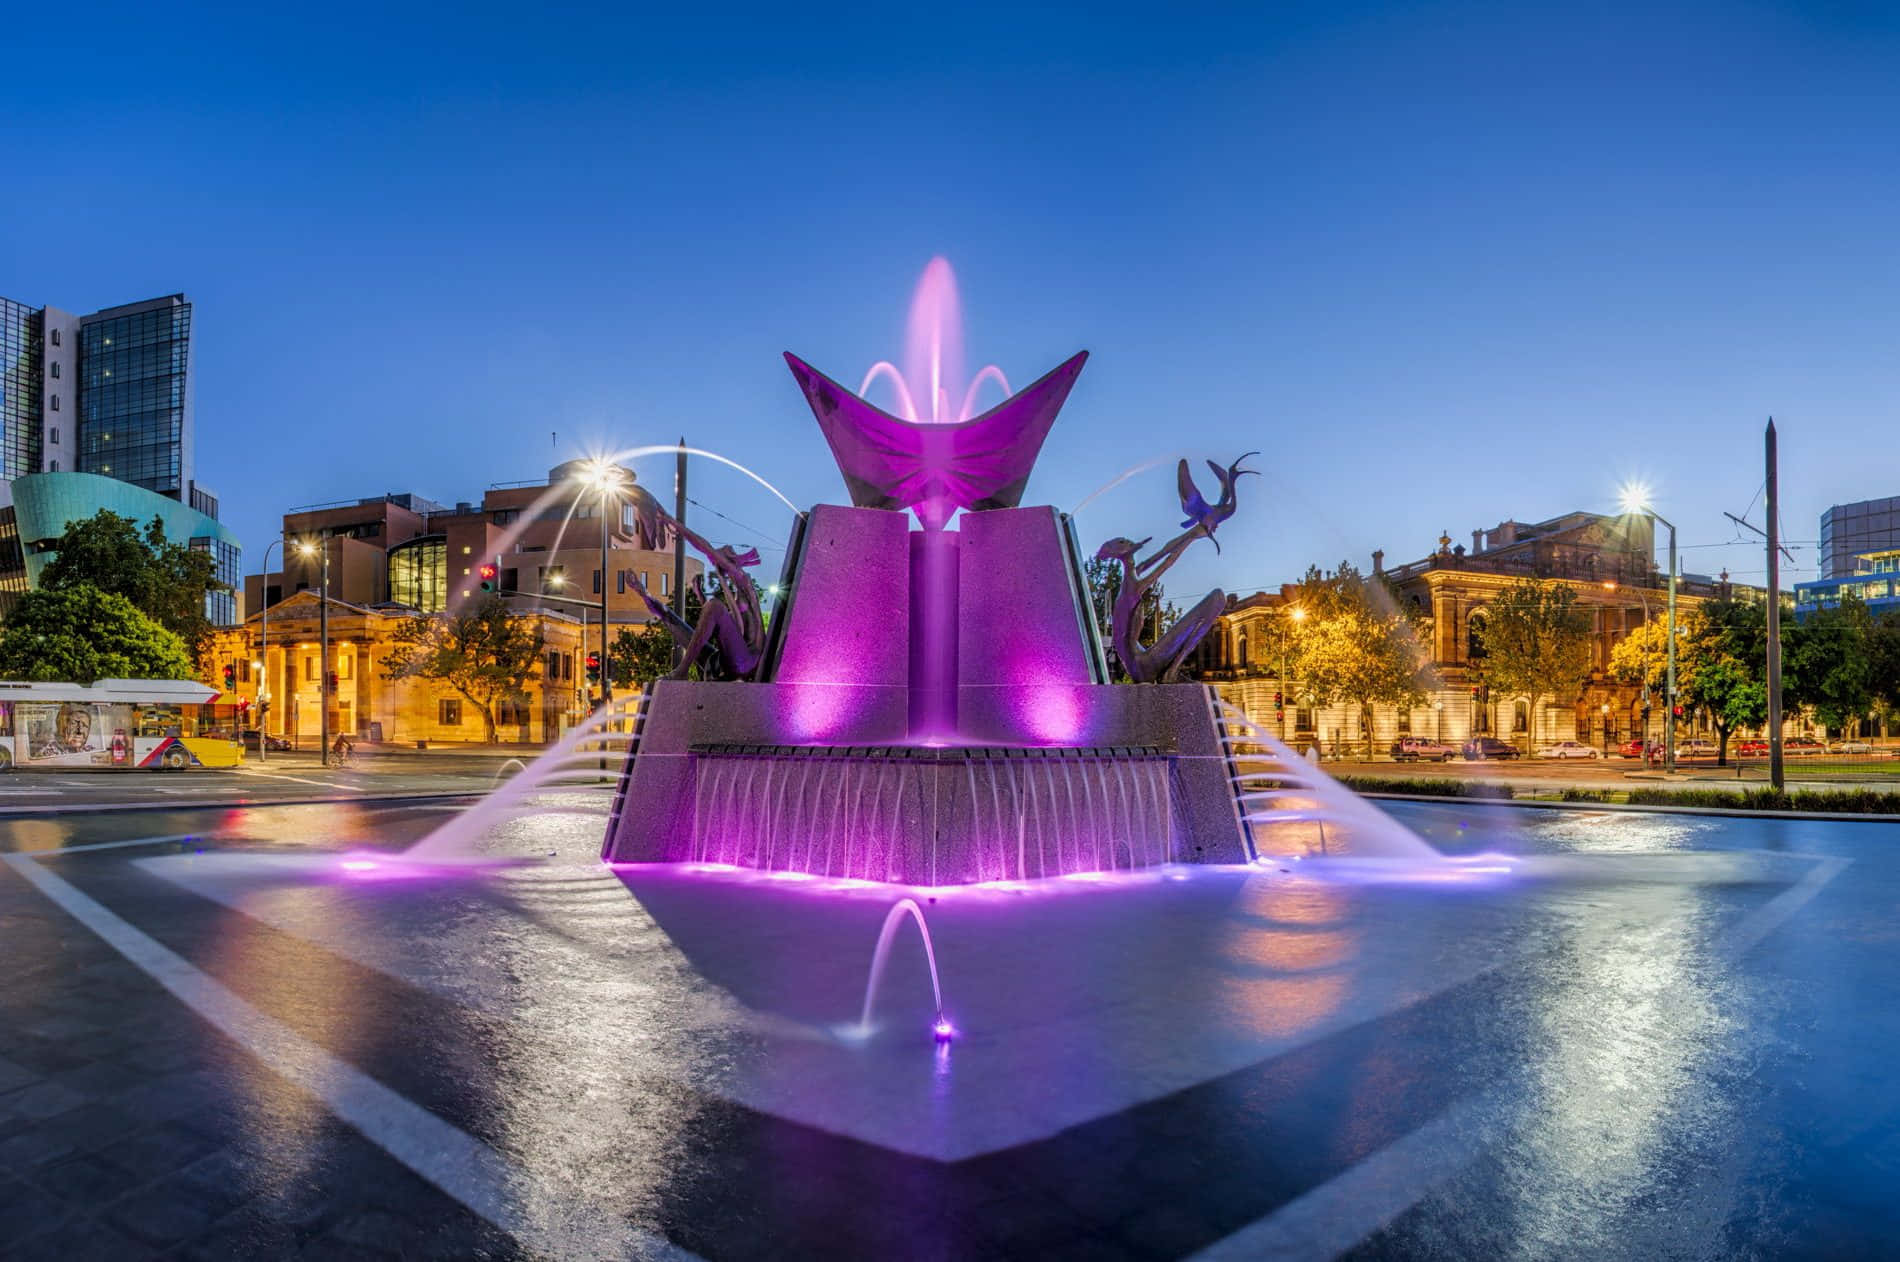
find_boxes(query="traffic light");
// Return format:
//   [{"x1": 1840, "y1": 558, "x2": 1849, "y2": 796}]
[
  {"x1": 222, "y1": 663, "x2": 235, "y2": 690},
  {"x1": 1273, "y1": 691, "x2": 1284, "y2": 711},
  {"x1": 479, "y1": 562, "x2": 499, "y2": 593},
  {"x1": 585, "y1": 652, "x2": 600, "y2": 684}
]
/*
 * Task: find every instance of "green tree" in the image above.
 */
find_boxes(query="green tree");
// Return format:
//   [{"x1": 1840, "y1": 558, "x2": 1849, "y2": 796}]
[
  {"x1": 609, "y1": 622, "x2": 678, "y2": 690},
  {"x1": 1482, "y1": 578, "x2": 1593, "y2": 752},
  {"x1": 0, "y1": 586, "x2": 193, "y2": 684},
  {"x1": 1288, "y1": 562, "x2": 1431, "y2": 755},
  {"x1": 380, "y1": 596, "x2": 546, "y2": 742},
  {"x1": 1687, "y1": 598, "x2": 1769, "y2": 764},
  {"x1": 1868, "y1": 611, "x2": 1900, "y2": 737},
  {"x1": 1786, "y1": 592, "x2": 1873, "y2": 734},
  {"x1": 37, "y1": 511, "x2": 223, "y2": 664}
]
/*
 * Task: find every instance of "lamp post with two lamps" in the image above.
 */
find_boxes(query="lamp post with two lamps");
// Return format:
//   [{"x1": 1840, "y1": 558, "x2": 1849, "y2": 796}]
[
  {"x1": 1619, "y1": 483, "x2": 1677, "y2": 775},
  {"x1": 574, "y1": 459, "x2": 629, "y2": 711}
]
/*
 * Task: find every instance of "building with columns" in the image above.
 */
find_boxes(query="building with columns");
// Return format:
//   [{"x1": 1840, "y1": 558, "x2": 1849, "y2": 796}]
[
  {"x1": 201, "y1": 593, "x2": 590, "y2": 746},
  {"x1": 1201, "y1": 510, "x2": 1741, "y2": 755}
]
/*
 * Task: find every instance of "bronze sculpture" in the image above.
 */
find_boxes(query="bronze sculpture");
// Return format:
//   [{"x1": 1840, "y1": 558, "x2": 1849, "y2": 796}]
[{"x1": 1097, "y1": 453, "x2": 1256, "y2": 683}]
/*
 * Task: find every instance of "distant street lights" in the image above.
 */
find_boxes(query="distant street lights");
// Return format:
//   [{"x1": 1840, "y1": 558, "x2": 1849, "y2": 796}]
[{"x1": 1619, "y1": 483, "x2": 1678, "y2": 775}]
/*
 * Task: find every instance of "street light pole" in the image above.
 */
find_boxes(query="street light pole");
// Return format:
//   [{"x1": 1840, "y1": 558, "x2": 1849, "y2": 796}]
[
  {"x1": 1618, "y1": 486, "x2": 1678, "y2": 775},
  {"x1": 257, "y1": 537, "x2": 282, "y2": 764},
  {"x1": 298, "y1": 538, "x2": 331, "y2": 766},
  {"x1": 599, "y1": 479, "x2": 612, "y2": 711}
]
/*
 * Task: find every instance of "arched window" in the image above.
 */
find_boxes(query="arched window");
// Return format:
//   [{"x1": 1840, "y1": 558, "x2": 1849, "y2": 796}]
[
  {"x1": 1236, "y1": 631, "x2": 1249, "y2": 668},
  {"x1": 1513, "y1": 700, "x2": 1529, "y2": 732},
  {"x1": 1467, "y1": 610, "x2": 1488, "y2": 662}
]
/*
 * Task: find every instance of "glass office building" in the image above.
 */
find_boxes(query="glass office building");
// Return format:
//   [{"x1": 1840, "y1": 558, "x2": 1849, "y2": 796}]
[
  {"x1": 0, "y1": 291, "x2": 239, "y2": 623},
  {"x1": 0, "y1": 298, "x2": 43, "y2": 480},
  {"x1": 79, "y1": 296, "x2": 191, "y2": 499},
  {"x1": 1819, "y1": 497, "x2": 1900, "y2": 580}
]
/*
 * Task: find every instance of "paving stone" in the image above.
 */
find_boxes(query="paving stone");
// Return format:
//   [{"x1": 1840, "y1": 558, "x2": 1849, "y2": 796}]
[
  {"x1": 99, "y1": 1120, "x2": 219, "y2": 1182},
  {"x1": 103, "y1": 1176, "x2": 228, "y2": 1246},
  {"x1": 0, "y1": 1176, "x2": 72, "y2": 1244},
  {"x1": 1, "y1": 1213, "x2": 144, "y2": 1262},
  {"x1": 31, "y1": 1151, "x2": 140, "y2": 1207},
  {"x1": 32, "y1": 1099, "x2": 144, "y2": 1153},
  {"x1": 0, "y1": 1055, "x2": 37, "y2": 1095},
  {"x1": 0, "y1": 1125, "x2": 80, "y2": 1170},
  {"x1": 0, "y1": 1079, "x2": 90, "y2": 1124}
]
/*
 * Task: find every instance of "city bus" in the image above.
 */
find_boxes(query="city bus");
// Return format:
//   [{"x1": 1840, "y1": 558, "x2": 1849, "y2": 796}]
[{"x1": 0, "y1": 679, "x2": 244, "y2": 771}]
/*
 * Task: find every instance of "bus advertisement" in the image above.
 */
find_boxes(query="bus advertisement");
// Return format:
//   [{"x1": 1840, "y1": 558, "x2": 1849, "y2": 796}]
[{"x1": 0, "y1": 679, "x2": 245, "y2": 771}]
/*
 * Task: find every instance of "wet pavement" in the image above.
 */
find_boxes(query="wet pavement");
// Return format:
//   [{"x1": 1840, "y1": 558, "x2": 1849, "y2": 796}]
[{"x1": 1, "y1": 795, "x2": 1896, "y2": 1259}]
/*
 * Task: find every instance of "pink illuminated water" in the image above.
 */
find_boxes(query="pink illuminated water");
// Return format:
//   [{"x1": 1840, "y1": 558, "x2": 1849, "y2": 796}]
[{"x1": 858, "y1": 257, "x2": 1012, "y2": 423}]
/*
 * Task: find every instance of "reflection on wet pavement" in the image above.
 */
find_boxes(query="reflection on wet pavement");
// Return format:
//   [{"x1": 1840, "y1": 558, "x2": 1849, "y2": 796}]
[{"x1": 0, "y1": 795, "x2": 1892, "y2": 1257}]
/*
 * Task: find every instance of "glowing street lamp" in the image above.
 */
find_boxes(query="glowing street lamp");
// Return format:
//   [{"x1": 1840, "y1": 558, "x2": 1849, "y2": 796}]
[
  {"x1": 572, "y1": 458, "x2": 629, "y2": 710},
  {"x1": 1617, "y1": 483, "x2": 1677, "y2": 775},
  {"x1": 297, "y1": 537, "x2": 331, "y2": 765}
]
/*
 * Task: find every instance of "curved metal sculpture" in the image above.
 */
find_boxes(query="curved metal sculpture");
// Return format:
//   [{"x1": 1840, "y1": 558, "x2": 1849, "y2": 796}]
[
  {"x1": 1098, "y1": 453, "x2": 1257, "y2": 683},
  {"x1": 625, "y1": 488, "x2": 768, "y2": 682}
]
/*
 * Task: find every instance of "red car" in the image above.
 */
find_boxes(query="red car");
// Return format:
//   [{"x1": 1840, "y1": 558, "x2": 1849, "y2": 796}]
[
  {"x1": 1617, "y1": 738, "x2": 1650, "y2": 759},
  {"x1": 1735, "y1": 738, "x2": 1769, "y2": 758}
]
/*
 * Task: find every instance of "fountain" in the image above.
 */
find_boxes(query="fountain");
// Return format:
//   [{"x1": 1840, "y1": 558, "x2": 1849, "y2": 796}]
[{"x1": 601, "y1": 260, "x2": 1424, "y2": 883}]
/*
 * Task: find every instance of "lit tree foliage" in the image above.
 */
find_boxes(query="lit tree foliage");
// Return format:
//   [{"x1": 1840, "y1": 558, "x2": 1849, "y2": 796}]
[
  {"x1": 610, "y1": 622, "x2": 677, "y2": 690},
  {"x1": 381, "y1": 596, "x2": 545, "y2": 743},
  {"x1": 37, "y1": 511, "x2": 224, "y2": 665},
  {"x1": 0, "y1": 586, "x2": 193, "y2": 684},
  {"x1": 1481, "y1": 578, "x2": 1592, "y2": 751},
  {"x1": 1287, "y1": 562, "x2": 1431, "y2": 754}
]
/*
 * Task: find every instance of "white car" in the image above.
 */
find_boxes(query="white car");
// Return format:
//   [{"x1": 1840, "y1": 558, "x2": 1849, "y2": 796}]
[
  {"x1": 1677, "y1": 739, "x2": 1719, "y2": 758},
  {"x1": 1832, "y1": 739, "x2": 1875, "y2": 755},
  {"x1": 1536, "y1": 740, "x2": 1601, "y2": 759}
]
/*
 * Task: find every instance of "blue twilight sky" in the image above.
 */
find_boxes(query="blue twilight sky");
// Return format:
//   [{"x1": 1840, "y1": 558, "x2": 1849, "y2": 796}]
[{"x1": 3, "y1": 0, "x2": 1897, "y2": 601}]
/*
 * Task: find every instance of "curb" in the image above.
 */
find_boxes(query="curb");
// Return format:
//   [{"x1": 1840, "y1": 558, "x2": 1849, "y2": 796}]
[
  {"x1": 1356, "y1": 790, "x2": 1900, "y2": 824},
  {"x1": 0, "y1": 790, "x2": 486, "y2": 818}
]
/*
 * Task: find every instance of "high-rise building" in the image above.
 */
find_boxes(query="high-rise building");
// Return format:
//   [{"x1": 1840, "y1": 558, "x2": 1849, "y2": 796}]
[
  {"x1": 0, "y1": 291, "x2": 238, "y2": 622},
  {"x1": 1818, "y1": 496, "x2": 1900, "y2": 580}
]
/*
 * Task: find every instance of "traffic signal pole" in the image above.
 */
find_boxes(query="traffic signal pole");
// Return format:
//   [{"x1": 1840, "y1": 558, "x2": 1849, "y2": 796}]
[{"x1": 1766, "y1": 419, "x2": 1786, "y2": 790}]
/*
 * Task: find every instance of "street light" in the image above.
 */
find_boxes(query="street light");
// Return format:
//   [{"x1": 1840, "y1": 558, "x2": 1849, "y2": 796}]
[
  {"x1": 1283, "y1": 604, "x2": 1306, "y2": 744},
  {"x1": 1618, "y1": 482, "x2": 1678, "y2": 775},
  {"x1": 297, "y1": 538, "x2": 330, "y2": 766},
  {"x1": 256, "y1": 536, "x2": 283, "y2": 764},
  {"x1": 574, "y1": 459, "x2": 627, "y2": 711}
]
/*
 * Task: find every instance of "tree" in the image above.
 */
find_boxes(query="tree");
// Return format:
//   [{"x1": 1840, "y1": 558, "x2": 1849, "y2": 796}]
[
  {"x1": 37, "y1": 511, "x2": 223, "y2": 664},
  {"x1": 1868, "y1": 611, "x2": 1900, "y2": 737},
  {"x1": 1288, "y1": 562, "x2": 1432, "y2": 754},
  {"x1": 1785, "y1": 592, "x2": 1873, "y2": 734},
  {"x1": 0, "y1": 586, "x2": 193, "y2": 684},
  {"x1": 380, "y1": 596, "x2": 546, "y2": 742},
  {"x1": 1686, "y1": 598, "x2": 1768, "y2": 764},
  {"x1": 610, "y1": 622, "x2": 677, "y2": 690},
  {"x1": 1482, "y1": 579, "x2": 1593, "y2": 752}
]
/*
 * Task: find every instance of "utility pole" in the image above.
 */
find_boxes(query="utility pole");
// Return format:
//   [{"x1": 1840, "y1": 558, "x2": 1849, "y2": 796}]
[
  {"x1": 671, "y1": 437, "x2": 688, "y2": 669},
  {"x1": 1766, "y1": 418, "x2": 1785, "y2": 790}
]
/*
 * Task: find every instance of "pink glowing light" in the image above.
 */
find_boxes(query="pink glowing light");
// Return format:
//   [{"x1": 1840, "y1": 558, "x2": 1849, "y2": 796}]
[
  {"x1": 858, "y1": 256, "x2": 1010, "y2": 425},
  {"x1": 932, "y1": 1015, "x2": 957, "y2": 1042},
  {"x1": 339, "y1": 858, "x2": 379, "y2": 872}
]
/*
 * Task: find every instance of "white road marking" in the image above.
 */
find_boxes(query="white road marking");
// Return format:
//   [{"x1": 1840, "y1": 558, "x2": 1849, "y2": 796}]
[
  {"x1": 4, "y1": 847, "x2": 695, "y2": 1260},
  {"x1": 1190, "y1": 1096, "x2": 1496, "y2": 1261},
  {"x1": 15, "y1": 833, "x2": 203, "y2": 855},
  {"x1": 1192, "y1": 851, "x2": 1850, "y2": 1260},
  {"x1": 233, "y1": 769, "x2": 366, "y2": 792},
  {"x1": 1719, "y1": 854, "x2": 1851, "y2": 959}
]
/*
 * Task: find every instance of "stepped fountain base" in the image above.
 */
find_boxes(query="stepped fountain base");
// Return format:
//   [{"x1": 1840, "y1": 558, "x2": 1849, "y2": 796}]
[{"x1": 601, "y1": 680, "x2": 1253, "y2": 885}]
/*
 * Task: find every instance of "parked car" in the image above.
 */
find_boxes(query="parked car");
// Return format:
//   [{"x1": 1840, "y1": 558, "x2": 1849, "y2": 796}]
[
  {"x1": 240, "y1": 729, "x2": 292, "y2": 753},
  {"x1": 1677, "y1": 738, "x2": 1719, "y2": 759},
  {"x1": 1831, "y1": 739, "x2": 1875, "y2": 755},
  {"x1": 1786, "y1": 736, "x2": 1826, "y2": 756},
  {"x1": 1735, "y1": 738, "x2": 1769, "y2": 758},
  {"x1": 1392, "y1": 736, "x2": 1459, "y2": 762},
  {"x1": 1536, "y1": 740, "x2": 1601, "y2": 759},
  {"x1": 1617, "y1": 737, "x2": 1651, "y2": 759},
  {"x1": 1462, "y1": 736, "x2": 1521, "y2": 761}
]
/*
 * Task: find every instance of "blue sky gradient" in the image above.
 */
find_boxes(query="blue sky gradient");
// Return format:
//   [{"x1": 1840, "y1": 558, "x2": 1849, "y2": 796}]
[{"x1": 4, "y1": 0, "x2": 1896, "y2": 599}]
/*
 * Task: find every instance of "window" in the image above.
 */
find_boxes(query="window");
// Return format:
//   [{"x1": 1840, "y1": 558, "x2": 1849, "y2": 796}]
[
  {"x1": 49, "y1": 328, "x2": 59, "y2": 347},
  {"x1": 616, "y1": 570, "x2": 626, "y2": 594},
  {"x1": 49, "y1": 394, "x2": 58, "y2": 411},
  {"x1": 440, "y1": 698, "x2": 462, "y2": 726},
  {"x1": 305, "y1": 657, "x2": 318, "y2": 681},
  {"x1": 48, "y1": 427, "x2": 57, "y2": 445},
  {"x1": 1466, "y1": 611, "x2": 1488, "y2": 662},
  {"x1": 661, "y1": 572, "x2": 670, "y2": 596},
  {"x1": 593, "y1": 569, "x2": 602, "y2": 594},
  {"x1": 49, "y1": 361, "x2": 59, "y2": 379},
  {"x1": 562, "y1": 652, "x2": 573, "y2": 680},
  {"x1": 1396, "y1": 710, "x2": 1411, "y2": 734},
  {"x1": 337, "y1": 654, "x2": 352, "y2": 680},
  {"x1": 1236, "y1": 631, "x2": 1249, "y2": 668},
  {"x1": 49, "y1": 460, "x2": 57, "y2": 471},
  {"x1": 462, "y1": 545, "x2": 471, "y2": 555},
  {"x1": 546, "y1": 649, "x2": 559, "y2": 679}
]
